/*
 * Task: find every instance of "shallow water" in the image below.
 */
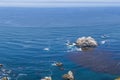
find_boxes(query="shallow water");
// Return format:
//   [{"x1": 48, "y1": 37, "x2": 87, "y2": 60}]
[{"x1": 0, "y1": 7, "x2": 120, "y2": 80}]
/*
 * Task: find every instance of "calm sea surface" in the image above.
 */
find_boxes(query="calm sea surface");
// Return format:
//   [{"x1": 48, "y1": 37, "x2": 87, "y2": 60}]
[{"x1": 0, "y1": 7, "x2": 120, "y2": 80}]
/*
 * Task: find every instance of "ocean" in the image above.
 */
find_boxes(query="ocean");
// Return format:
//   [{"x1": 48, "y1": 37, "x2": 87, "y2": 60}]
[{"x1": 0, "y1": 7, "x2": 120, "y2": 80}]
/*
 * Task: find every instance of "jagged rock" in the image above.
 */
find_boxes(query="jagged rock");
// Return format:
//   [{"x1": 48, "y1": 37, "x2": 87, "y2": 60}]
[
  {"x1": 62, "y1": 71, "x2": 74, "y2": 80},
  {"x1": 76, "y1": 36, "x2": 98, "y2": 48}
]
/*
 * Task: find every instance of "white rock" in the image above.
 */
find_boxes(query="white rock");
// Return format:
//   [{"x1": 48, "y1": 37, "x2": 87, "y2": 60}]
[{"x1": 76, "y1": 36, "x2": 98, "y2": 48}]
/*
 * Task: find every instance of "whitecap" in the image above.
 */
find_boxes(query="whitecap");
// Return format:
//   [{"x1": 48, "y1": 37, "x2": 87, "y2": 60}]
[
  {"x1": 43, "y1": 48, "x2": 50, "y2": 51},
  {"x1": 51, "y1": 63, "x2": 57, "y2": 66},
  {"x1": 51, "y1": 61, "x2": 56, "y2": 66},
  {"x1": 66, "y1": 40, "x2": 70, "y2": 45},
  {"x1": 41, "y1": 76, "x2": 52, "y2": 80},
  {"x1": 66, "y1": 40, "x2": 76, "y2": 46},
  {"x1": 67, "y1": 47, "x2": 81, "y2": 52},
  {"x1": 101, "y1": 40, "x2": 106, "y2": 44},
  {"x1": 76, "y1": 48, "x2": 82, "y2": 51}
]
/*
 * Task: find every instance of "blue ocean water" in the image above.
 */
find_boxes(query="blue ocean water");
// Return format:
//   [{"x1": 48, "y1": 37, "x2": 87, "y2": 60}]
[{"x1": 0, "y1": 7, "x2": 120, "y2": 80}]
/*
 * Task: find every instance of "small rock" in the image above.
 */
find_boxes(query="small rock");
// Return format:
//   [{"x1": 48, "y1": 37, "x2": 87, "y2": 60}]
[
  {"x1": 62, "y1": 71, "x2": 74, "y2": 80},
  {"x1": 0, "y1": 64, "x2": 3, "y2": 67},
  {"x1": 55, "y1": 62, "x2": 63, "y2": 67},
  {"x1": 52, "y1": 62, "x2": 63, "y2": 67},
  {"x1": 1, "y1": 77, "x2": 9, "y2": 80}
]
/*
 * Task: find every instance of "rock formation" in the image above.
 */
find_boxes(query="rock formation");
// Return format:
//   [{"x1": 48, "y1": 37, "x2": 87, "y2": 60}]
[{"x1": 76, "y1": 36, "x2": 98, "y2": 49}]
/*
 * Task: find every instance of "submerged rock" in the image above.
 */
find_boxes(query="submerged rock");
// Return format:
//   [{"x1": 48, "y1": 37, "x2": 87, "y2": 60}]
[
  {"x1": 52, "y1": 62, "x2": 63, "y2": 67},
  {"x1": 0, "y1": 64, "x2": 3, "y2": 67},
  {"x1": 62, "y1": 71, "x2": 74, "y2": 80},
  {"x1": 76, "y1": 36, "x2": 98, "y2": 49},
  {"x1": 55, "y1": 62, "x2": 63, "y2": 67}
]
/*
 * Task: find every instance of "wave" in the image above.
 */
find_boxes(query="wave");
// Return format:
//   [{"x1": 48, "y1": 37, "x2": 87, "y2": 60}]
[{"x1": 15, "y1": 73, "x2": 27, "y2": 80}]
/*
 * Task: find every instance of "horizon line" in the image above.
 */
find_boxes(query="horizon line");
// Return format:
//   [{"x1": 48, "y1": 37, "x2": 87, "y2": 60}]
[{"x1": 0, "y1": 2, "x2": 120, "y2": 7}]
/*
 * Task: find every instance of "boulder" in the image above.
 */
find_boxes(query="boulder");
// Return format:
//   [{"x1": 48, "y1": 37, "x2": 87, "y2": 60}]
[
  {"x1": 76, "y1": 36, "x2": 98, "y2": 48},
  {"x1": 62, "y1": 71, "x2": 74, "y2": 80}
]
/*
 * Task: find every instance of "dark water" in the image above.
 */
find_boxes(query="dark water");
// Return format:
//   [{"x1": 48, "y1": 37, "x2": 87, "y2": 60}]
[{"x1": 0, "y1": 7, "x2": 120, "y2": 80}]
